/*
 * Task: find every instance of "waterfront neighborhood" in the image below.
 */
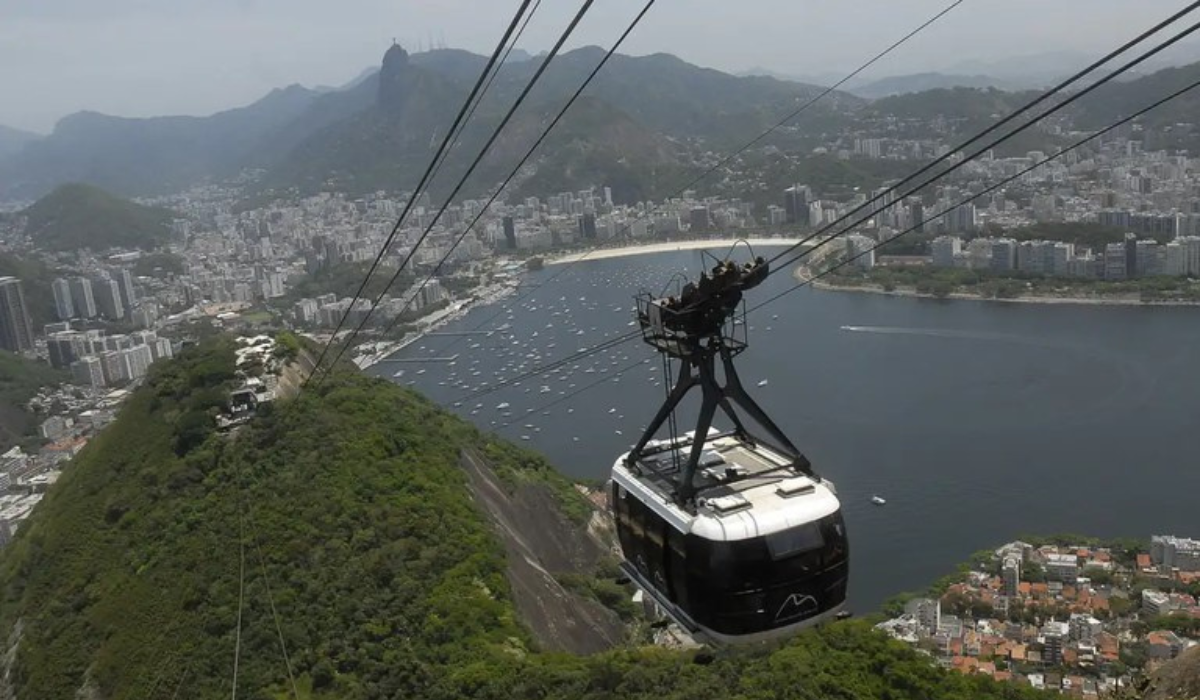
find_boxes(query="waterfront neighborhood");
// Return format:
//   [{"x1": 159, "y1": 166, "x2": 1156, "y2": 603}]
[{"x1": 877, "y1": 536, "x2": 1200, "y2": 696}]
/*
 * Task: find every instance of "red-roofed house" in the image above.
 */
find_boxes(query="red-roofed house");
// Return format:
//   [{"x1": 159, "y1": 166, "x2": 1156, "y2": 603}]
[{"x1": 1147, "y1": 631, "x2": 1186, "y2": 660}]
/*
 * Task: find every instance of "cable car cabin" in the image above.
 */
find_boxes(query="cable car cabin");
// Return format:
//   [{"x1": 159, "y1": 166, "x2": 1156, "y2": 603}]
[{"x1": 611, "y1": 432, "x2": 848, "y2": 644}]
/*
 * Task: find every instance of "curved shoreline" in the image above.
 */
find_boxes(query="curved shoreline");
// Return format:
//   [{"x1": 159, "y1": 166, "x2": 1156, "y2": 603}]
[
  {"x1": 547, "y1": 238, "x2": 807, "y2": 265},
  {"x1": 797, "y1": 265, "x2": 1200, "y2": 308}
]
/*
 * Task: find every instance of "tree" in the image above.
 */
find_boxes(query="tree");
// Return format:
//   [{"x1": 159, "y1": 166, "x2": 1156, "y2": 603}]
[{"x1": 1081, "y1": 566, "x2": 1113, "y2": 586}]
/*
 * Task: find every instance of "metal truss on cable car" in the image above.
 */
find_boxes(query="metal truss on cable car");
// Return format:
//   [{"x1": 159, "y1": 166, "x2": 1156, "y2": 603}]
[{"x1": 610, "y1": 246, "x2": 850, "y2": 644}]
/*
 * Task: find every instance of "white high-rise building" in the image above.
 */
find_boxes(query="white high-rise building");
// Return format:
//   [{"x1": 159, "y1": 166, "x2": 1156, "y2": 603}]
[
  {"x1": 931, "y1": 236, "x2": 962, "y2": 268},
  {"x1": 51, "y1": 278, "x2": 74, "y2": 320},
  {"x1": 122, "y1": 344, "x2": 154, "y2": 380},
  {"x1": 69, "y1": 277, "x2": 97, "y2": 318},
  {"x1": 845, "y1": 234, "x2": 876, "y2": 270},
  {"x1": 1151, "y1": 535, "x2": 1200, "y2": 573},
  {"x1": 70, "y1": 356, "x2": 106, "y2": 388},
  {"x1": 1002, "y1": 556, "x2": 1021, "y2": 597},
  {"x1": 153, "y1": 338, "x2": 174, "y2": 361},
  {"x1": 1164, "y1": 241, "x2": 1187, "y2": 276},
  {"x1": 99, "y1": 350, "x2": 127, "y2": 385},
  {"x1": 1181, "y1": 236, "x2": 1200, "y2": 276},
  {"x1": 1042, "y1": 621, "x2": 1069, "y2": 665}
]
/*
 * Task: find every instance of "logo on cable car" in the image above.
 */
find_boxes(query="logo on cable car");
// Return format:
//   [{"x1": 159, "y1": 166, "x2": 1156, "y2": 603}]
[{"x1": 774, "y1": 593, "x2": 819, "y2": 623}]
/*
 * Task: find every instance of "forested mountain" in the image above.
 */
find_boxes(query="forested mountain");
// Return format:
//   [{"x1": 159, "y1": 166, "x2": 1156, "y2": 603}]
[
  {"x1": 8, "y1": 44, "x2": 1200, "y2": 206},
  {"x1": 258, "y1": 45, "x2": 849, "y2": 201},
  {"x1": 0, "y1": 337, "x2": 1055, "y2": 700},
  {"x1": 849, "y1": 72, "x2": 1018, "y2": 99},
  {"x1": 0, "y1": 46, "x2": 854, "y2": 203},
  {"x1": 0, "y1": 85, "x2": 325, "y2": 199},
  {"x1": 1071, "y1": 61, "x2": 1200, "y2": 151},
  {"x1": 21, "y1": 183, "x2": 178, "y2": 251},
  {"x1": 0, "y1": 351, "x2": 67, "y2": 449}
]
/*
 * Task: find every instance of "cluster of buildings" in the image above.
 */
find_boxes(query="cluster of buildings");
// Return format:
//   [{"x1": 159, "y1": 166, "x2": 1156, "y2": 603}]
[
  {"x1": 495, "y1": 188, "x2": 758, "y2": 249},
  {"x1": 291, "y1": 280, "x2": 447, "y2": 328},
  {"x1": 877, "y1": 537, "x2": 1200, "y2": 697},
  {"x1": 51, "y1": 270, "x2": 138, "y2": 323},
  {"x1": 930, "y1": 233, "x2": 1200, "y2": 279},
  {"x1": 778, "y1": 128, "x2": 1200, "y2": 279},
  {"x1": 0, "y1": 385, "x2": 129, "y2": 544},
  {"x1": 47, "y1": 329, "x2": 175, "y2": 388}
]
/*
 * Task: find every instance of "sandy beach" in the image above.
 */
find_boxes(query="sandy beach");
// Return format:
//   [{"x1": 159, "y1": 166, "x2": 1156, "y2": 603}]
[{"x1": 547, "y1": 238, "x2": 808, "y2": 265}]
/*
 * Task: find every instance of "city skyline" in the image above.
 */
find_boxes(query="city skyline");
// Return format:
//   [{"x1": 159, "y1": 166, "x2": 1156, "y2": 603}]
[{"x1": 6, "y1": 0, "x2": 1200, "y2": 133}]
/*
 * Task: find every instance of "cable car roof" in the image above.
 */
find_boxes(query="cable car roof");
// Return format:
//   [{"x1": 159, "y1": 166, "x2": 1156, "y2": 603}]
[{"x1": 613, "y1": 432, "x2": 840, "y2": 542}]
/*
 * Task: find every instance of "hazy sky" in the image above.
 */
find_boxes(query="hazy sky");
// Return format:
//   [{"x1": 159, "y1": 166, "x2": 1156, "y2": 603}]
[{"x1": 3, "y1": 0, "x2": 1194, "y2": 133}]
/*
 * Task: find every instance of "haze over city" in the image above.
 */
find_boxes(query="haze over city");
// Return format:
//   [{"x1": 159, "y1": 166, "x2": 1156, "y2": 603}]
[{"x1": 4, "y1": 0, "x2": 1199, "y2": 132}]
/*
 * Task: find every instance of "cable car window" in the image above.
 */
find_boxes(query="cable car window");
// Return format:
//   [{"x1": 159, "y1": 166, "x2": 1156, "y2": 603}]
[
  {"x1": 624, "y1": 491, "x2": 645, "y2": 539},
  {"x1": 765, "y1": 523, "x2": 824, "y2": 560},
  {"x1": 820, "y1": 513, "x2": 848, "y2": 564}
]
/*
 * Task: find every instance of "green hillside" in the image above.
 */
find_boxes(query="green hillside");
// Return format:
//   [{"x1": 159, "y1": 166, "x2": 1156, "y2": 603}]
[
  {"x1": 22, "y1": 183, "x2": 178, "y2": 252},
  {"x1": 0, "y1": 351, "x2": 67, "y2": 449},
  {"x1": 0, "y1": 338, "x2": 1053, "y2": 699},
  {"x1": 0, "y1": 252, "x2": 55, "y2": 327}
]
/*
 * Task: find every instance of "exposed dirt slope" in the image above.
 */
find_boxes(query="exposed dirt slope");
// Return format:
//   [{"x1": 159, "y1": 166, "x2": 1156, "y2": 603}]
[{"x1": 459, "y1": 449, "x2": 625, "y2": 654}]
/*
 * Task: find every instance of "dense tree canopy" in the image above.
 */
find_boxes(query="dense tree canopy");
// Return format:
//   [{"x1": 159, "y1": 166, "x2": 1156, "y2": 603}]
[{"x1": 0, "y1": 338, "x2": 1056, "y2": 699}]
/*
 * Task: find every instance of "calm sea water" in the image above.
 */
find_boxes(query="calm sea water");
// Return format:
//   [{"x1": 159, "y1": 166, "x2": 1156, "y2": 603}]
[{"x1": 370, "y1": 248, "x2": 1200, "y2": 613}]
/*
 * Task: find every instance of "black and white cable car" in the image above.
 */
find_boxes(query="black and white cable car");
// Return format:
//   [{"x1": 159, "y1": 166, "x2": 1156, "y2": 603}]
[{"x1": 611, "y1": 254, "x2": 849, "y2": 643}]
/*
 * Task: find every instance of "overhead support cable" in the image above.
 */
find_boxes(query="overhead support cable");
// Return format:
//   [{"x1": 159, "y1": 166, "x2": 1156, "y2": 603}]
[
  {"x1": 426, "y1": 0, "x2": 967, "y2": 356},
  {"x1": 375, "y1": 0, "x2": 660, "y2": 341},
  {"x1": 313, "y1": 0, "x2": 600, "y2": 386},
  {"x1": 306, "y1": 0, "x2": 538, "y2": 384},
  {"x1": 753, "y1": 73, "x2": 1200, "y2": 312},
  {"x1": 761, "y1": 2, "x2": 1200, "y2": 273}
]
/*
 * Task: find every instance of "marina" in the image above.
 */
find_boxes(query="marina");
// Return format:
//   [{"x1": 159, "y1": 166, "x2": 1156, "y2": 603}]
[{"x1": 372, "y1": 249, "x2": 1200, "y2": 612}]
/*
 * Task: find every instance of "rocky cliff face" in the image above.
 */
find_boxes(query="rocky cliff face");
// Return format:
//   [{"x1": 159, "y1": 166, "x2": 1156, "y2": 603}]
[
  {"x1": 1138, "y1": 645, "x2": 1200, "y2": 700},
  {"x1": 459, "y1": 448, "x2": 626, "y2": 654}
]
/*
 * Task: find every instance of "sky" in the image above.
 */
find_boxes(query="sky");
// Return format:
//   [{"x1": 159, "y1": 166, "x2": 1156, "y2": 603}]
[{"x1": 3, "y1": 0, "x2": 1196, "y2": 133}]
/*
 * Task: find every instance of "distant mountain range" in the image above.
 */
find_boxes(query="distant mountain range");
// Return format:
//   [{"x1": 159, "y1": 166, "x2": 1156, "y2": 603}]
[
  {"x1": 6, "y1": 46, "x2": 1200, "y2": 204},
  {"x1": 846, "y1": 73, "x2": 1020, "y2": 99},
  {"x1": 0, "y1": 46, "x2": 846, "y2": 203}
]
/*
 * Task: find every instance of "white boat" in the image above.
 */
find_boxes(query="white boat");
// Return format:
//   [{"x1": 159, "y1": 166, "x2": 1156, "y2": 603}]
[
  {"x1": 757, "y1": 379, "x2": 769, "y2": 387},
  {"x1": 496, "y1": 402, "x2": 510, "y2": 410},
  {"x1": 871, "y1": 495, "x2": 887, "y2": 506}
]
